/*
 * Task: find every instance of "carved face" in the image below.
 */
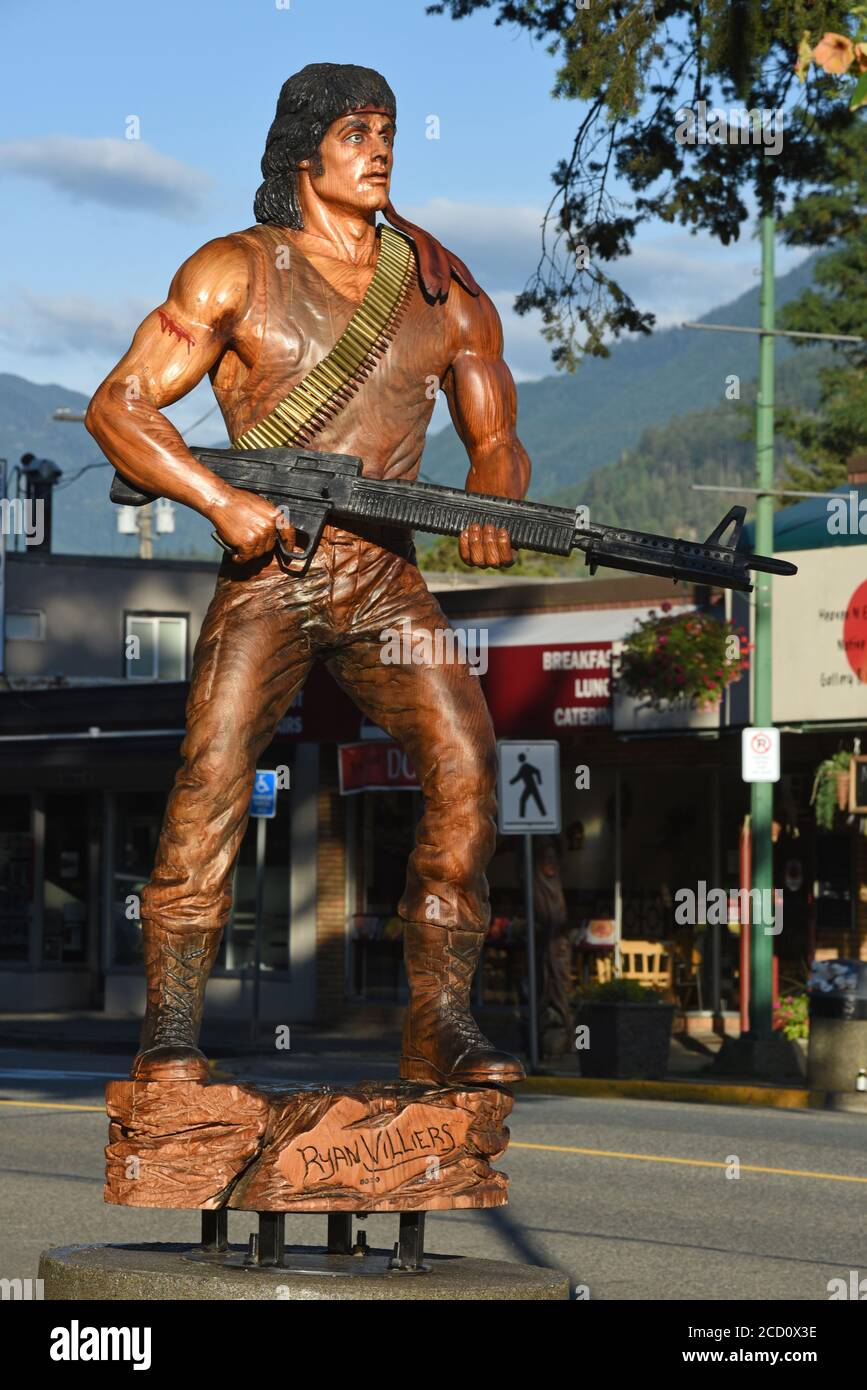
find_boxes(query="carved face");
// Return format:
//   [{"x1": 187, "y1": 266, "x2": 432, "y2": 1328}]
[
  {"x1": 299, "y1": 108, "x2": 395, "y2": 216},
  {"x1": 539, "y1": 846, "x2": 559, "y2": 878}
]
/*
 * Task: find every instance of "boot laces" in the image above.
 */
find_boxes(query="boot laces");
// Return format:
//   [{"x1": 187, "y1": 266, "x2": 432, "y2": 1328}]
[
  {"x1": 150, "y1": 940, "x2": 210, "y2": 1047},
  {"x1": 443, "y1": 939, "x2": 492, "y2": 1051}
]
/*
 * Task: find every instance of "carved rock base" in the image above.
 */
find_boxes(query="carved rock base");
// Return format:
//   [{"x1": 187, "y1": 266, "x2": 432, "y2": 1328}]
[{"x1": 105, "y1": 1079, "x2": 512, "y2": 1212}]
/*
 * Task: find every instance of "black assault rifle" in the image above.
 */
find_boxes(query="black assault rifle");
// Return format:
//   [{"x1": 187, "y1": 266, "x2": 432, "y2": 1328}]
[{"x1": 110, "y1": 445, "x2": 797, "y2": 593}]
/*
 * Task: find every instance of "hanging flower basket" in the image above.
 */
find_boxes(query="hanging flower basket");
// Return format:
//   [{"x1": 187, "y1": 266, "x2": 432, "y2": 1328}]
[
  {"x1": 615, "y1": 604, "x2": 750, "y2": 712},
  {"x1": 811, "y1": 751, "x2": 854, "y2": 830}
]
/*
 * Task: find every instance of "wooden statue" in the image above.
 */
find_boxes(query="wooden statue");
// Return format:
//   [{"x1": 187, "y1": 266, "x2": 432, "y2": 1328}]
[
  {"x1": 532, "y1": 841, "x2": 574, "y2": 1057},
  {"x1": 86, "y1": 63, "x2": 530, "y2": 1092}
]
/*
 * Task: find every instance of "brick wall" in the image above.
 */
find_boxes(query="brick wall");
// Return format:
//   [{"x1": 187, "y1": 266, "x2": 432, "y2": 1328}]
[{"x1": 315, "y1": 747, "x2": 348, "y2": 1022}]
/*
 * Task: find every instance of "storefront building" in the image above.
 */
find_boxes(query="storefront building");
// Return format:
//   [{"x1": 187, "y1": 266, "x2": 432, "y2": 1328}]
[{"x1": 1, "y1": 483, "x2": 864, "y2": 1032}]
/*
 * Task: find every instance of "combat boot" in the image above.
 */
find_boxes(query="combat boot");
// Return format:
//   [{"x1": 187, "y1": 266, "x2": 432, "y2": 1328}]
[
  {"x1": 399, "y1": 921, "x2": 525, "y2": 1086},
  {"x1": 131, "y1": 923, "x2": 222, "y2": 1082}
]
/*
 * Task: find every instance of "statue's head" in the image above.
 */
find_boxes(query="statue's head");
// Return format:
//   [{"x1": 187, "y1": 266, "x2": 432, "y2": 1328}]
[{"x1": 254, "y1": 63, "x2": 397, "y2": 228}]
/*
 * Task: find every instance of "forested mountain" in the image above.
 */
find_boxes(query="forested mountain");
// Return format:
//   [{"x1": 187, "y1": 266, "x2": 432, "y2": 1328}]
[{"x1": 0, "y1": 253, "x2": 823, "y2": 562}]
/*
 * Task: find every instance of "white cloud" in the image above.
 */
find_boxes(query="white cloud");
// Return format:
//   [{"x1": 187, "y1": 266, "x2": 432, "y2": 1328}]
[
  {"x1": 0, "y1": 291, "x2": 150, "y2": 357},
  {"x1": 399, "y1": 199, "x2": 812, "y2": 374},
  {"x1": 401, "y1": 197, "x2": 544, "y2": 293},
  {"x1": 614, "y1": 230, "x2": 810, "y2": 328},
  {"x1": 0, "y1": 136, "x2": 211, "y2": 217}
]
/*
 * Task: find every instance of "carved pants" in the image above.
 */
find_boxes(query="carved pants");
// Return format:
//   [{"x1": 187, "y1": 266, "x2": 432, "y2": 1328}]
[{"x1": 139, "y1": 527, "x2": 498, "y2": 938}]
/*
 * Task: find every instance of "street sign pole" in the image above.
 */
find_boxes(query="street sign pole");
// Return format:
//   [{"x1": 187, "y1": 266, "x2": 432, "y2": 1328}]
[
  {"x1": 523, "y1": 833, "x2": 540, "y2": 1072},
  {"x1": 248, "y1": 770, "x2": 278, "y2": 1043},
  {"x1": 496, "y1": 741, "x2": 561, "y2": 1074},
  {"x1": 251, "y1": 814, "x2": 267, "y2": 1043}
]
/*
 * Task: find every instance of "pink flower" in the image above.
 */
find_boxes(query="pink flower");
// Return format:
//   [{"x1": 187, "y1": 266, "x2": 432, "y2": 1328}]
[{"x1": 813, "y1": 32, "x2": 856, "y2": 75}]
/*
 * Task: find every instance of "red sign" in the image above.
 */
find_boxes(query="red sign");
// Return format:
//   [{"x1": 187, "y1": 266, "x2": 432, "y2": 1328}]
[
  {"x1": 338, "y1": 741, "x2": 420, "y2": 794},
  {"x1": 271, "y1": 641, "x2": 614, "y2": 746},
  {"x1": 479, "y1": 642, "x2": 613, "y2": 736},
  {"x1": 843, "y1": 579, "x2": 867, "y2": 683},
  {"x1": 274, "y1": 666, "x2": 362, "y2": 742}
]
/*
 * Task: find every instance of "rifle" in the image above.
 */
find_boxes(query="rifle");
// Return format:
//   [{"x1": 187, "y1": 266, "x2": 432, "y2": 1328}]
[{"x1": 109, "y1": 445, "x2": 797, "y2": 593}]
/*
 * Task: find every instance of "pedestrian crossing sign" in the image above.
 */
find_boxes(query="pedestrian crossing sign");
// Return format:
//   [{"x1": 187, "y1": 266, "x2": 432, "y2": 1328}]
[{"x1": 496, "y1": 741, "x2": 561, "y2": 835}]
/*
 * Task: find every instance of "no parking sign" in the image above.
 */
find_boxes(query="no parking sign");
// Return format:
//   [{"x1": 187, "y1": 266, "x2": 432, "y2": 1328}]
[{"x1": 741, "y1": 727, "x2": 780, "y2": 783}]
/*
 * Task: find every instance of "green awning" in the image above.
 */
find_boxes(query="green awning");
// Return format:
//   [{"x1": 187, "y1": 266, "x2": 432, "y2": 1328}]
[{"x1": 740, "y1": 486, "x2": 867, "y2": 552}]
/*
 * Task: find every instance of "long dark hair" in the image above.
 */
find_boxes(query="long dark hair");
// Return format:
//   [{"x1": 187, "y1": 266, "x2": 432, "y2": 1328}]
[{"x1": 254, "y1": 63, "x2": 397, "y2": 229}]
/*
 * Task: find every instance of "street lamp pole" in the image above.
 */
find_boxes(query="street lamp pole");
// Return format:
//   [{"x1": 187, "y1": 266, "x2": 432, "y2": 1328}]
[
  {"x1": 750, "y1": 211, "x2": 776, "y2": 1042},
  {"x1": 682, "y1": 241, "x2": 864, "y2": 1057}
]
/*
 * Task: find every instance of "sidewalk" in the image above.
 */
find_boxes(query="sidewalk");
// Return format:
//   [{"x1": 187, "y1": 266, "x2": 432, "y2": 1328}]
[{"x1": 0, "y1": 1010, "x2": 820, "y2": 1108}]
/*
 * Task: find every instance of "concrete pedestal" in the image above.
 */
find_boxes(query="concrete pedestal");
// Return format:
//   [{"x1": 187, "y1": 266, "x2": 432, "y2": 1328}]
[{"x1": 39, "y1": 1243, "x2": 571, "y2": 1301}]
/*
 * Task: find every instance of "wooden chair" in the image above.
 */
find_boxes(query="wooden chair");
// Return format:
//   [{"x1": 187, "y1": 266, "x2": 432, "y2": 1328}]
[
  {"x1": 620, "y1": 939, "x2": 673, "y2": 991},
  {"x1": 592, "y1": 939, "x2": 673, "y2": 991},
  {"x1": 593, "y1": 953, "x2": 615, "y2": 986}
]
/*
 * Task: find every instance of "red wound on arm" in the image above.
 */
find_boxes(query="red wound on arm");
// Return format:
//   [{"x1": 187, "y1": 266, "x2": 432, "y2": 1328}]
[{"x1": 157, "y1": 309, "x2": 196, "y2": 353}]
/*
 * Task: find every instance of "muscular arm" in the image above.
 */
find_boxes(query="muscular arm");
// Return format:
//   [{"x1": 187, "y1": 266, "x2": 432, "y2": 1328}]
[
  {"x1": 85, "y1": 237, "x2": 285, "y2": 563},
  {"x1": 442, "y1": 288, "x2": 531, "y2": 568}
]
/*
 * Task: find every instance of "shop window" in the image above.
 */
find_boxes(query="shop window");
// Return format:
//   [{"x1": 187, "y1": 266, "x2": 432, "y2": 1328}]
[
  {"x1": 348, "y1": 791, "x2": 421, "y2": 1000},
  {"x1": 110, "y1": 778, "x2": 293, "y2": 974},
  {"x1": 363, "y1": 790, "x2": 420, "y2": 913},
  {"x1": 0, "y1": 795, "x2": 33, "y2": 962},
  {"x1": 6, "y1": 610, "x2": 45, "y2": 641},
  {"x1": 111, "y1": 790, "x2": 167, "y2": 966},
  {"x1": 226, "y1": 783, "x2": 292, "y2": 974},
  {"x1": 125, "y1": 614, "x2": 187, "y2": 681},
  {"x1": 43, "y1": 793, "x2": 91, "y2": 965}
]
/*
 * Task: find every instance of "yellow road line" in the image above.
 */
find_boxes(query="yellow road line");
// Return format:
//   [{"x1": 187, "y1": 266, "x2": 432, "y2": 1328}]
[
  {"x1": 510, "y1": 1140, "x2": 867, "y2": 1184},
  {"x1": 3, "y1": 1102, "x2": 862, "y2": 1185},
  {"x1": 0, "y1": 1098, "x2": 104, "y2": 1112}
]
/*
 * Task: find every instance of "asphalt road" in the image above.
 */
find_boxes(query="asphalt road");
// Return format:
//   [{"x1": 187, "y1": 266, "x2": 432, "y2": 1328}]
[{"x1": 1, "y1": 1046, "x2": 865, "y2": 1301}]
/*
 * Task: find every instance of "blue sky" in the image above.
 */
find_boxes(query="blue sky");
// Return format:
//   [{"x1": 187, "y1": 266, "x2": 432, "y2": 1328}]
[{"x1": 0, "y1": 0, "x2": 807, "y2": 437}]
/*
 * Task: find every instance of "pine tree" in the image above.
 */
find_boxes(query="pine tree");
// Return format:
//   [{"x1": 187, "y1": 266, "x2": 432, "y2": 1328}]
[
  {"x1": 777, "y1": 120, "x2": 867, "y2": 490},
  {"x1": 428, "y1": 1, "x2": 861, "y2": 369}
]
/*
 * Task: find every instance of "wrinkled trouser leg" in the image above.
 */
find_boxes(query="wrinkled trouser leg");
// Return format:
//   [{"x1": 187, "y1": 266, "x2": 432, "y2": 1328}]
[
  {"x1": 326, "y1": 545, "x2": 497, "y2": 933},
  {"x1": 140, "y1": 563, "x2": 315, "y2": 935},
  {"x1": 326, "y1": 542, "x2": 524, "y2": 1084},
  {"x1": 136, "y1": 532, "x2": 522, "y2": 1085},
  {"x1": 133, "y1": 557, "x2": 315, "y2": 1078}
]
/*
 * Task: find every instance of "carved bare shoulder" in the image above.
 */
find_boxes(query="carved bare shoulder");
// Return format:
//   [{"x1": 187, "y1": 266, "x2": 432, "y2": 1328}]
[
  {"x1": 164, "y1": 233, "x2": 254, "y2": 339},
  {"x1": 446, "y1": 282, "x2": 504, "y2": 362}
]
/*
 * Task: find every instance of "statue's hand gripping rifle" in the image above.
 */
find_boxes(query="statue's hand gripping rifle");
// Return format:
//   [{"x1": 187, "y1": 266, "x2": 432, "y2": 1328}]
[{"x1": 110, "y1": 445, "x2": 797, "y2": 593}]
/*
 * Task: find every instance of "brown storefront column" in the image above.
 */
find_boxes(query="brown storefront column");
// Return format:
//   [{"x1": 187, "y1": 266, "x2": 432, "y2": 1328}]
[{"x1": 315, "y1": 749, "x2": 348, "y2": 1023}]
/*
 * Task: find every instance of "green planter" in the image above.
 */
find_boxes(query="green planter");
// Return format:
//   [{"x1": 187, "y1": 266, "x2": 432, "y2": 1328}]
[{"x1": 577, "y1": 1001, "x2": 675, "y2": 1080}]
